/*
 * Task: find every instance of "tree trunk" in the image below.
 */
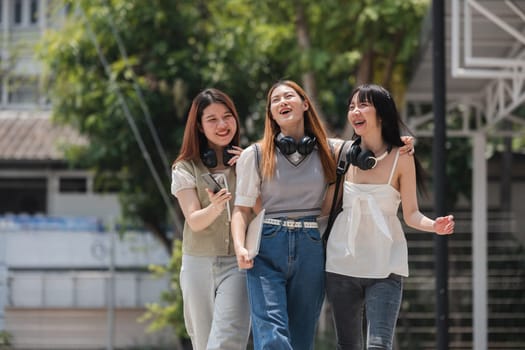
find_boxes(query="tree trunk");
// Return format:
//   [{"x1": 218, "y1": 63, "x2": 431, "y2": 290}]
[
  {"x1": 355, "y1": 49, "x2": 374, "y2": 86},
  {"x1": 341, "y1": 49, "x2": 375, "y2": 138},
  {"x1": 293, "y1": 0, "x2": 323, "y2": 118},
  {"x1": 144, "y1": 221, "x2": 173, "y2": 254},
  {"x1": 382, "y1": 31, "x2": 403, "y2": 90}
]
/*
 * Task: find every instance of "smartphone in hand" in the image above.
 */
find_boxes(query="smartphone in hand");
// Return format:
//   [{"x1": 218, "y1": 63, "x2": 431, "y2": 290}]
[
  {"x1": 201, "y1": 173, "x2": 223, "y2": 194},
  {"x1": 201, "y1": 173, "x2": 231, "y2": 221}
]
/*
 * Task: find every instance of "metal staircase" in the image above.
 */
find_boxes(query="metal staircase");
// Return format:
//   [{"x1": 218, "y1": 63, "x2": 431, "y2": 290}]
[{"x1": 397, "y1": 210, "x2": 525, "y2": 349}]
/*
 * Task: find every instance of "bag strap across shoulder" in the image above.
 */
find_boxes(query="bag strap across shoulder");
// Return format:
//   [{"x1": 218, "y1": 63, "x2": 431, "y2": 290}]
[
  {"x1": 254, "y1": 143, "x2": 262, "y2": 183},
  {"x1": 335, "y1": 140, "x2": 352, "y2": 176},
  {"x1": 322, "y1": 140, "x2": 352, "y2": 245}
]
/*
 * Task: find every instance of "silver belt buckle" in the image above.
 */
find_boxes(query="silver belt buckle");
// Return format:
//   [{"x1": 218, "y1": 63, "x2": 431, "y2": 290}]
[{"x1": 283, "y1": 220, "x2": 300, "y2": 228}]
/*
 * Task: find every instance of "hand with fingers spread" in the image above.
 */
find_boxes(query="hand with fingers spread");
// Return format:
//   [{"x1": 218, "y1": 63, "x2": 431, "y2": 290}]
[
  {"x1": 224, "y1": 145, "x2": 244, "y2": 167},
  {"x1": 400, "y1": 135, "x2": 415, "y2": 155}
]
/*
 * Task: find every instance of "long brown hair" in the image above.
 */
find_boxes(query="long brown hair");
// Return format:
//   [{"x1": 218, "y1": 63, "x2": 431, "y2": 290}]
[
  {"x1": 174, "y1": 88, "x2": 240, "y2": 165},
  {"x1": 259, "y1": 80, "x2": 335, "y2": 182}
]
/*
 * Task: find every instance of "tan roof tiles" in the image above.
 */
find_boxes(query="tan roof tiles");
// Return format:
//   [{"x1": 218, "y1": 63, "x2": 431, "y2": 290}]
[{"x1": 0, "y1": 110, "x2": 88, "y2": 161}]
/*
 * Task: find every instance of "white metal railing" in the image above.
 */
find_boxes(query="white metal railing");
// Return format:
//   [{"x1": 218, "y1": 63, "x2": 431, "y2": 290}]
[
  {"x1": 7, "y1": 271, "x2": 169, "y2": 308},
  {"x1": 452, "y1": 0, "x2": 525, "y2": 78},
  {"x1": 405, "y1": 0, "x2": 525, "y2": 138}
]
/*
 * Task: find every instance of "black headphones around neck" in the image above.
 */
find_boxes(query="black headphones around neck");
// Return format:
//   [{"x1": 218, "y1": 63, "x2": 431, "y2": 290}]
[
  {"x1": 349, "y1": 137, "x2": 391, "y2": 170},
  {"x1": 201, "y1": 144, "x2": 235, "y2": 168},
  {"x1": 274, "y1": 134, "x2": 317, "y2": 156}
]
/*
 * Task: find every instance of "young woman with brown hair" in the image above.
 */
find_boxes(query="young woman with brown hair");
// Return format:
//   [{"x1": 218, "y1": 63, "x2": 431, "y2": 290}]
[{"x1": 171, "y1": 88, "x2": 249, "y2": 350}]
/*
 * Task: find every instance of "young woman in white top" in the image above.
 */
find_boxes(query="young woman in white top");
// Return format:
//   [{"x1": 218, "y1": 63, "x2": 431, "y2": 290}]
[
  {"x1": 171, "y1": 88, "x2": 250, "y2": 350},
  {"x1": 325, "y1": 84, "x2": 455, "y2": 350},
  {"x1": 231, "y1": 80, "x2": 337, "y2": 350}
]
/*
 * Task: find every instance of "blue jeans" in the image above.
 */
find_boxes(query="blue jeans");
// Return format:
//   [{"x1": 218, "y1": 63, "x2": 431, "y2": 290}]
[
  {"x1": 325, "y1": 272, "x2": 403, "y2": 350},
  {"x1": 246, "y1": 217, "x2": 325, "y2": 350}
]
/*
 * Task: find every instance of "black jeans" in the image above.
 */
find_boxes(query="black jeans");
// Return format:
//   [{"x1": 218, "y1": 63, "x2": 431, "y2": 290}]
[{"x1": 326, "y1": 272, "x2": 403, "y2": 350}]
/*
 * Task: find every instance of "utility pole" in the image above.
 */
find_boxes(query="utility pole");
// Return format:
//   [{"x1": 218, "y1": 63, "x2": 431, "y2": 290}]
[{"x1": 432, "y1": 1, "x2": 449, "y2": 349}]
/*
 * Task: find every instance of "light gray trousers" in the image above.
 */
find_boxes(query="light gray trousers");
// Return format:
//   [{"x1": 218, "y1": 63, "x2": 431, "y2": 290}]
[{"x1": 180, "y1": 254, "x2": 251, "y2": 350}]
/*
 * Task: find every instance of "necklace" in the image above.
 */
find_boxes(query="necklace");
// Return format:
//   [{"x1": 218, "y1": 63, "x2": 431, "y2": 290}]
[{"x1": 374, "y1": 150, "x2": 389, "y2": 162}]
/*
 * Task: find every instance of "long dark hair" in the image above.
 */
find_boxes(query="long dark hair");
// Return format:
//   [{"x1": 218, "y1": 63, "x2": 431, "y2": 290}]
[
  {"x1": 349, "y1": 84, "x2": 426, "y2": 193},
  {"x1": 174, "y1": 88, "x2": 240, "y2": 165}
]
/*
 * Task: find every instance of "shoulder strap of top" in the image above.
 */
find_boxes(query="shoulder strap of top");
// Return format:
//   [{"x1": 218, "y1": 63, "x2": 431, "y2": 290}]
[{"x1": 387, "y1": 148, "x2": 401, "y2": 185}]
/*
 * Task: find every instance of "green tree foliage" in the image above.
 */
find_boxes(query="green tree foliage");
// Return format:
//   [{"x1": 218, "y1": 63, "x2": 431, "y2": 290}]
[{"x1": 242, "y1": 0, "x2": 430, "y2": 133}]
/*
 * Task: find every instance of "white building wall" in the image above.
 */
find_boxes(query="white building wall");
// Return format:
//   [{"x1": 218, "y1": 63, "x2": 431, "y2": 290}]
[
  {"x1": 0, "y1": 230, "x2": 177, "y2": 348},
  {"x1": 49, "y1": 194, "x2": 121, "y2": 223},
  {"x1": 2, "y1": 231, "x2": 169, "y2": 269},
  {"x1": 8, "y1": 271, "x2": 169, "y2": 308}
]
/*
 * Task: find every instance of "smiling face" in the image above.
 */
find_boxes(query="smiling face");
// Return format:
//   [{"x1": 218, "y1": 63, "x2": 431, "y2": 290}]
[
  {"x1": 200, "y1": 102, "x2": 237, "y2": 149},
  {"x1": 269, "y1": 84, "x2": 309, "y2": 132},
  {"x1": 347, "y1": 92, "x2": 381, "y2": 137}
]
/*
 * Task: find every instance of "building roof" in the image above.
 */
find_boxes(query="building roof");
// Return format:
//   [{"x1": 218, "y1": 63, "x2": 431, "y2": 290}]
[
  {"x1": 0, "y1": 110, "x2": 88, "y2": 162},
  {"x1": 404, "y1": 1, "x2": 525, "y2": 138},
  {"x1": 407, "y1": 0, "x2": 524, "y2": 103}
]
